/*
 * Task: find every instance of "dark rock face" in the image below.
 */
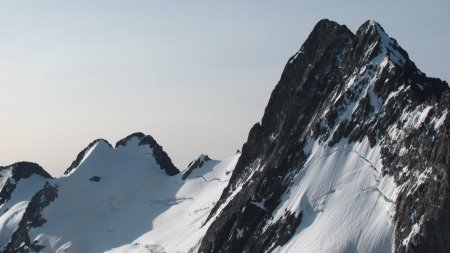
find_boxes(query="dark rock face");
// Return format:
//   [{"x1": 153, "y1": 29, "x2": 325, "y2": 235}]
[
  {"x1": 199, "y1": 19, "x2": 450, "y2": 253},
  {"x1": 115, "y1": 132, "x2": 180, "y2": 176},
  {"x1": 4, "y1": 182, "x2": 58, "y2": 253},
  {"x1": 89, "y1": 176, "x2": 102, "y2": 182},
  {"x1": 389, "y1": 93, "x2": 450, "y2": 253},
  {"x1": 182, "y1": 155, "x2": 212, "y2": 180},
  {"x1": 0, "y1": 162, "x2": 51, "y2": 206},
  {"x1": 64, "y1": 139, "x2": 112, "y2": 175},
  {"x1": 8, "y1": 162, "x2": 52, "y2": 181}
]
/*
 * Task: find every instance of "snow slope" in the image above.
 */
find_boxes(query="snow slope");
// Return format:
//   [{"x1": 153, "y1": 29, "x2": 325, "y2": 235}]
[
  {"x1": 271, "y1": 138, "x2": 398, "y2": 252},
  {"x1": 26, "y1": 136, "x2": 239, "y2": 252},
  {"x1": 107, "y1": 155, "x2": 238, "y2": 253}
]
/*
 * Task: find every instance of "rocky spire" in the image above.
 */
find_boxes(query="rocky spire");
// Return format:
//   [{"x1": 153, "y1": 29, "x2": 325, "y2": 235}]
[{"x1": 182, "y1": 154, "x2": 212, "y2": 180}]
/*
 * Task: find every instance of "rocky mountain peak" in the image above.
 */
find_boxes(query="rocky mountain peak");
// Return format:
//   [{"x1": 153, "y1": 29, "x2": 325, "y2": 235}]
[
  {"x1": 8, "y1": 162, "x2": 52, "y2": 181},
  {"x1": 287, "y1": 19, "x2": 353, "y2": 67},
  {"x1": 199, "y1": 19, "x2": 450, "y2": 253},
  {"x1": 182, "y1": 154, "x2": 212, "y2": 180},
  {"x1": 1, "y1": 19, "x2": 449, "y2": 253},
  {"x1": 351, "y1": 20, "x2": 408, "y2": 70}
]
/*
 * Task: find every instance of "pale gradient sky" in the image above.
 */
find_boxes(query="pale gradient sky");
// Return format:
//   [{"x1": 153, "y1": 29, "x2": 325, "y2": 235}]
[{"x1": 1, "y1": 1, "x2": 449, "y2": 176}]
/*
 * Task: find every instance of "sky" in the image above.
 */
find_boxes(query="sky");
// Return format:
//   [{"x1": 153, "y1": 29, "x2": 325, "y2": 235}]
[{"x1": 1, "y1": 1, "x2": 449, "y2": 177}]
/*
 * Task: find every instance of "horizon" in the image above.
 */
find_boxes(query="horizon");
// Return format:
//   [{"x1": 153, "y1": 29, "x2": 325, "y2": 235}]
[{"x1": 1, "y1": 1, "x2": 449, "y2": 177}]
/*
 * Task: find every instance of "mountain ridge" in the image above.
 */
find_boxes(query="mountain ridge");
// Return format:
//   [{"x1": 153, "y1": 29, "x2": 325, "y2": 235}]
[
  {"x1": 199, "y1": 19, "x2": 450, "y2": 253},
  {"x1": 1, "y1": 19, "x2": 449, "y2": 253},
  {"x1": 64, "y1": 132, "x2": 179, "y2": 177}
]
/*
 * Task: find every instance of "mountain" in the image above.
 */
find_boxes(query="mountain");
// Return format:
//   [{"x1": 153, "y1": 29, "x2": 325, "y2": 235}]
[
  {"x1": 198, "y1": 20, "x2": 449, "y2": 253},
  {"x1": 1, "y1": 132, "x2": 239, "y2": 252},
  {"x1": 1, "y1": 19, "x2": 449, "y2": 253}
]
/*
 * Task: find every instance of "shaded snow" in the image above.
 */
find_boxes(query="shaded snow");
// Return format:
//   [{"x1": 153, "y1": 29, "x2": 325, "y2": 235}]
[
  {"x1": 26, "y1": 138, "x2": 239, "y2": 253},
  {"x1": 107, "y1": 155, "x2": 239, "y2": 253}
]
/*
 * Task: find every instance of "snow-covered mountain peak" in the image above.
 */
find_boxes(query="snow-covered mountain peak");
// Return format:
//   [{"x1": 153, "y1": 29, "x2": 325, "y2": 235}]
[
  {"x1": 114, "y1": 133, "x2": 153, "y2": 155},
  {"x1": 182, "y1": 154, "x2": 212, "y2": 180},
  {"x1": 115, "y1": 132, "x2": 179, "y2": 176},
  {"x1": 359, "y1": 20, "x2": 383, "y2": 34},
  {"x1": 0, "y1": 162, "x2": 51, "y2": 207},
  {"x1": 354, "y1": 20, "x2": 408, "y2": 68},
  {"x1": 64, "y1": 133, "x2": 179, "y2": 177},
  {"x1": 63, "y1": 139, "x2": 112, "y2": 176},
  {"x1": 114, "y1": 132, "x2": 146, "y2": 148}
]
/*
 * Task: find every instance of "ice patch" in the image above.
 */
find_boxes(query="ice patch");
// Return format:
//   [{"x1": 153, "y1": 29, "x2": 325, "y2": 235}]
[
  {"x1": 250, "y1": 198, "x2": 267, "y2": 211},
  {"x1": 434, "y1": 110, "x2": 448, "y2": 130}
]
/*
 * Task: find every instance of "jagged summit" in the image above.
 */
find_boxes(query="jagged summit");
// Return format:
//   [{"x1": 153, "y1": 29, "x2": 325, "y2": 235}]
[
  {"x1": 199, "y1": 19, "x2": 450, "y2": 253},
  {"x1": 353, "y1": 20, "x2": 448, "y2": 97},
  {"x1": 182, "y1": 154, "x2": 212, "y2": 180},
  {"x1": 353, "y1": 19, "x2": 407, "y2": 67}
]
